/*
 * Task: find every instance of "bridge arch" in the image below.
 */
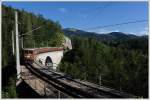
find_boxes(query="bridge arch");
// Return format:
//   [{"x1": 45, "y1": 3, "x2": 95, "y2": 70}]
[
  {"x1": 35, "y1": 50, "x2": 64, "y2": 70},
  {"x1": 45, "y1": 56, "x2": 53, "y2": 68}
]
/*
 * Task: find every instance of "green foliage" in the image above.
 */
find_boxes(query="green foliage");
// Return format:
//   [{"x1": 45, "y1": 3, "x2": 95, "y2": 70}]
[
  {"x1": 50, "y1": 32, "x2": 65, "y2": 46},
  {"x1": 59, "y1": 36, "x2": 148, "y2": 98},
  {"x1": 2, "y1": 5, "x2": 65, "y2": 98},
  {"x1": 2, "y1": 5, "x2": 64, "y2": 67},
  {"x1": 2, "y1": 77, "x2": 17, "y2": 98}
]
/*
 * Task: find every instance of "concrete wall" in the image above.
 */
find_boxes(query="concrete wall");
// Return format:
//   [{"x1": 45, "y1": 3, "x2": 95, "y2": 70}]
[{"x1": 35, "y1": 50, "x2": 63, "y2": 70}]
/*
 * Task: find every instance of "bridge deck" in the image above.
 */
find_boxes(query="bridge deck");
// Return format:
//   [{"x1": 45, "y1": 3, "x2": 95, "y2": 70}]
[
  {"x1": 21, "y1": 65, "x2": 71, "y2": 98},
  {"x1": 21, "y1": 61, "x2": 137, "y2": 98}
]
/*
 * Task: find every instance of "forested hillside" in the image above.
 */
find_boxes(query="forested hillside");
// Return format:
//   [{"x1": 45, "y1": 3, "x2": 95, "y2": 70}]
[
  {"x1": 2, "y1": 5, "x2": 64, "y2": 98},
  {"x1": 2, "y1": 5, "x2": 64, "y2": 68},
  {"x1": 63, "y1": 28, "x2": 148, "y2": 42},
  {"x1": 59, "y1": 35, "x2": 148, "y2": 97}
]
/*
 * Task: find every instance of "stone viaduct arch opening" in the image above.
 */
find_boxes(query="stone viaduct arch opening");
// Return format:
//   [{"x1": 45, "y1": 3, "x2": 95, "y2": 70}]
[{"x1": 45, "y1": 56, "x2": 53, "y2": 68}]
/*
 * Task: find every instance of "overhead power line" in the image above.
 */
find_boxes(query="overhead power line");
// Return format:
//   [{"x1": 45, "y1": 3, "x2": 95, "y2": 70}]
[
  {"x1": 84, "y1": 19, "x2": 148, "y2": 30},
  {"x1": 93, "y1": 3, "x2": 112, "y2": 14},
  {"x1": 20, "y1": 26, "x2": 43, "y2": 37},
  {"x1": 81, "y1": 2, "x2": 112, "y2": 14},
  {"x1": 80, "y1": 3, "x2": 112, "y2": 27}
]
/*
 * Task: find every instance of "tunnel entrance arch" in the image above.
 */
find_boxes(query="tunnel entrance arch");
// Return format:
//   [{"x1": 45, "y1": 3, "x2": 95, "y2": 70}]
[{"x1": 45, "y1": 56, "x2": 53, "y2": 68}]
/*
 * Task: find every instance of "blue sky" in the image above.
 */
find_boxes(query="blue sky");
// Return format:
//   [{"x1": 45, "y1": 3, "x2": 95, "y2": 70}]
[{"x1": 3, "y1": 2, "x2": 148, "y2": 36}]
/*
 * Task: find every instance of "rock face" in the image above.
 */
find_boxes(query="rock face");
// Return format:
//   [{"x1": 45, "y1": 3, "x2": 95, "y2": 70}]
[{"x1": 63, "y1": 36, "x2": 72, "y2": 50}]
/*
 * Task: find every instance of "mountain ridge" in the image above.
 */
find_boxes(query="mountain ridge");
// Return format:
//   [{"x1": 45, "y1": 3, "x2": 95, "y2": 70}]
[{"x1": 63, "y1": 28, "x2": 148, "y2": 41}]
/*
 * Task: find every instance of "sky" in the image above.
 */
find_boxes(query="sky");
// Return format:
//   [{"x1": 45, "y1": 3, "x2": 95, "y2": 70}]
[{"x1": 2, "y1": 2, "x2": 148, "y2": 36}]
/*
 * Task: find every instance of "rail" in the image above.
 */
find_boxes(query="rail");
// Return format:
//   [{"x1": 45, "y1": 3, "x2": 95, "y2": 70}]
[
  {"x1": 25, "y1": 62, "x2": 84, "y2": 97},
  {"x1": 34, "y1": 60, "x2": 139, "y2": 97},
  {"x1": 24, "y1": 61, "x2": 137, "y2": 98},
  {"x1": 20, "y1": 65, "x2": 71, "y2": 98}
]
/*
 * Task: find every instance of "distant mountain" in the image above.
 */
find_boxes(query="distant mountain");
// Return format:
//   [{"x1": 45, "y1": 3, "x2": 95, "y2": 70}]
[
  {"x1": 63, "y1": 28, "x2": 148, "y2": 41},
  {"x1": 63, "y1": 28, "x2": 101, "y2": 38}
]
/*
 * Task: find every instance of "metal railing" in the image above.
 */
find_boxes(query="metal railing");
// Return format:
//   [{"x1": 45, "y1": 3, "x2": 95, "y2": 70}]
[{"x1": 23, "y1": 62, "x2": 71, "y2": 98}]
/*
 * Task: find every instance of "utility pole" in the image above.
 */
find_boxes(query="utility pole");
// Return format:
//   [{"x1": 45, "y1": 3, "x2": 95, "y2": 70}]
[
  {"x1": 12, "y1": 31, "x2": 15, "y2": 55},
  {"x1": 14, "y1": 11, "x2": 43, "y2": 80},
  {"x1": 15, "y1": 11, "x2": 20, "y2": 79}
]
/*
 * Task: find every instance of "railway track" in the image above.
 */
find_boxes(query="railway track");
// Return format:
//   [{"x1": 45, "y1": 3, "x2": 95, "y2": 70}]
[{"x1": 25, "y1": 61, "x2": 137, "y2": 98}]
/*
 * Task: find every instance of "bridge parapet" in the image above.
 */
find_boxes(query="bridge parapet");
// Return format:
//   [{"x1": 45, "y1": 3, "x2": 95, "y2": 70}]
[{"x1": 20, "y1": 65, "x2": 70, "y2": 98}]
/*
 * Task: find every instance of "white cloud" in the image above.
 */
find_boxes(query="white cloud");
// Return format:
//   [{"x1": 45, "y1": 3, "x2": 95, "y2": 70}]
[
  {"x1": 129, "y1": 27, "x2": 148, "y2": 36},
  {"x1": 59, "y1": 8, "x2": 67, "y2": 13},
  {"x1": 88, "y1": 29, "x2": 112, "y2": 34},
  {"x1": 114, "y1": 30, "x2": 119, "y2": 32},
  {"x1": 129, "y1": 32, "x2": 136, "y2": 35},
  {"x1": 87, "y1": 27, "x2": 148, "y2": 36},
  {"x1": 139, "y1": 30, "x2": 148, "y2": 36}
]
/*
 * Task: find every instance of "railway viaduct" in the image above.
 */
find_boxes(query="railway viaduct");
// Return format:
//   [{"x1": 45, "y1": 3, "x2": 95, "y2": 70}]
[
  {"x1": 16, "y1": 37, "x2": 137, "y2": 98},
  {"x1": 18, "y1": 61, "x2": 137, "y2": 98},
  {"x1": 11, "y1": 11, "x2": 137, "y2": 98}
]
